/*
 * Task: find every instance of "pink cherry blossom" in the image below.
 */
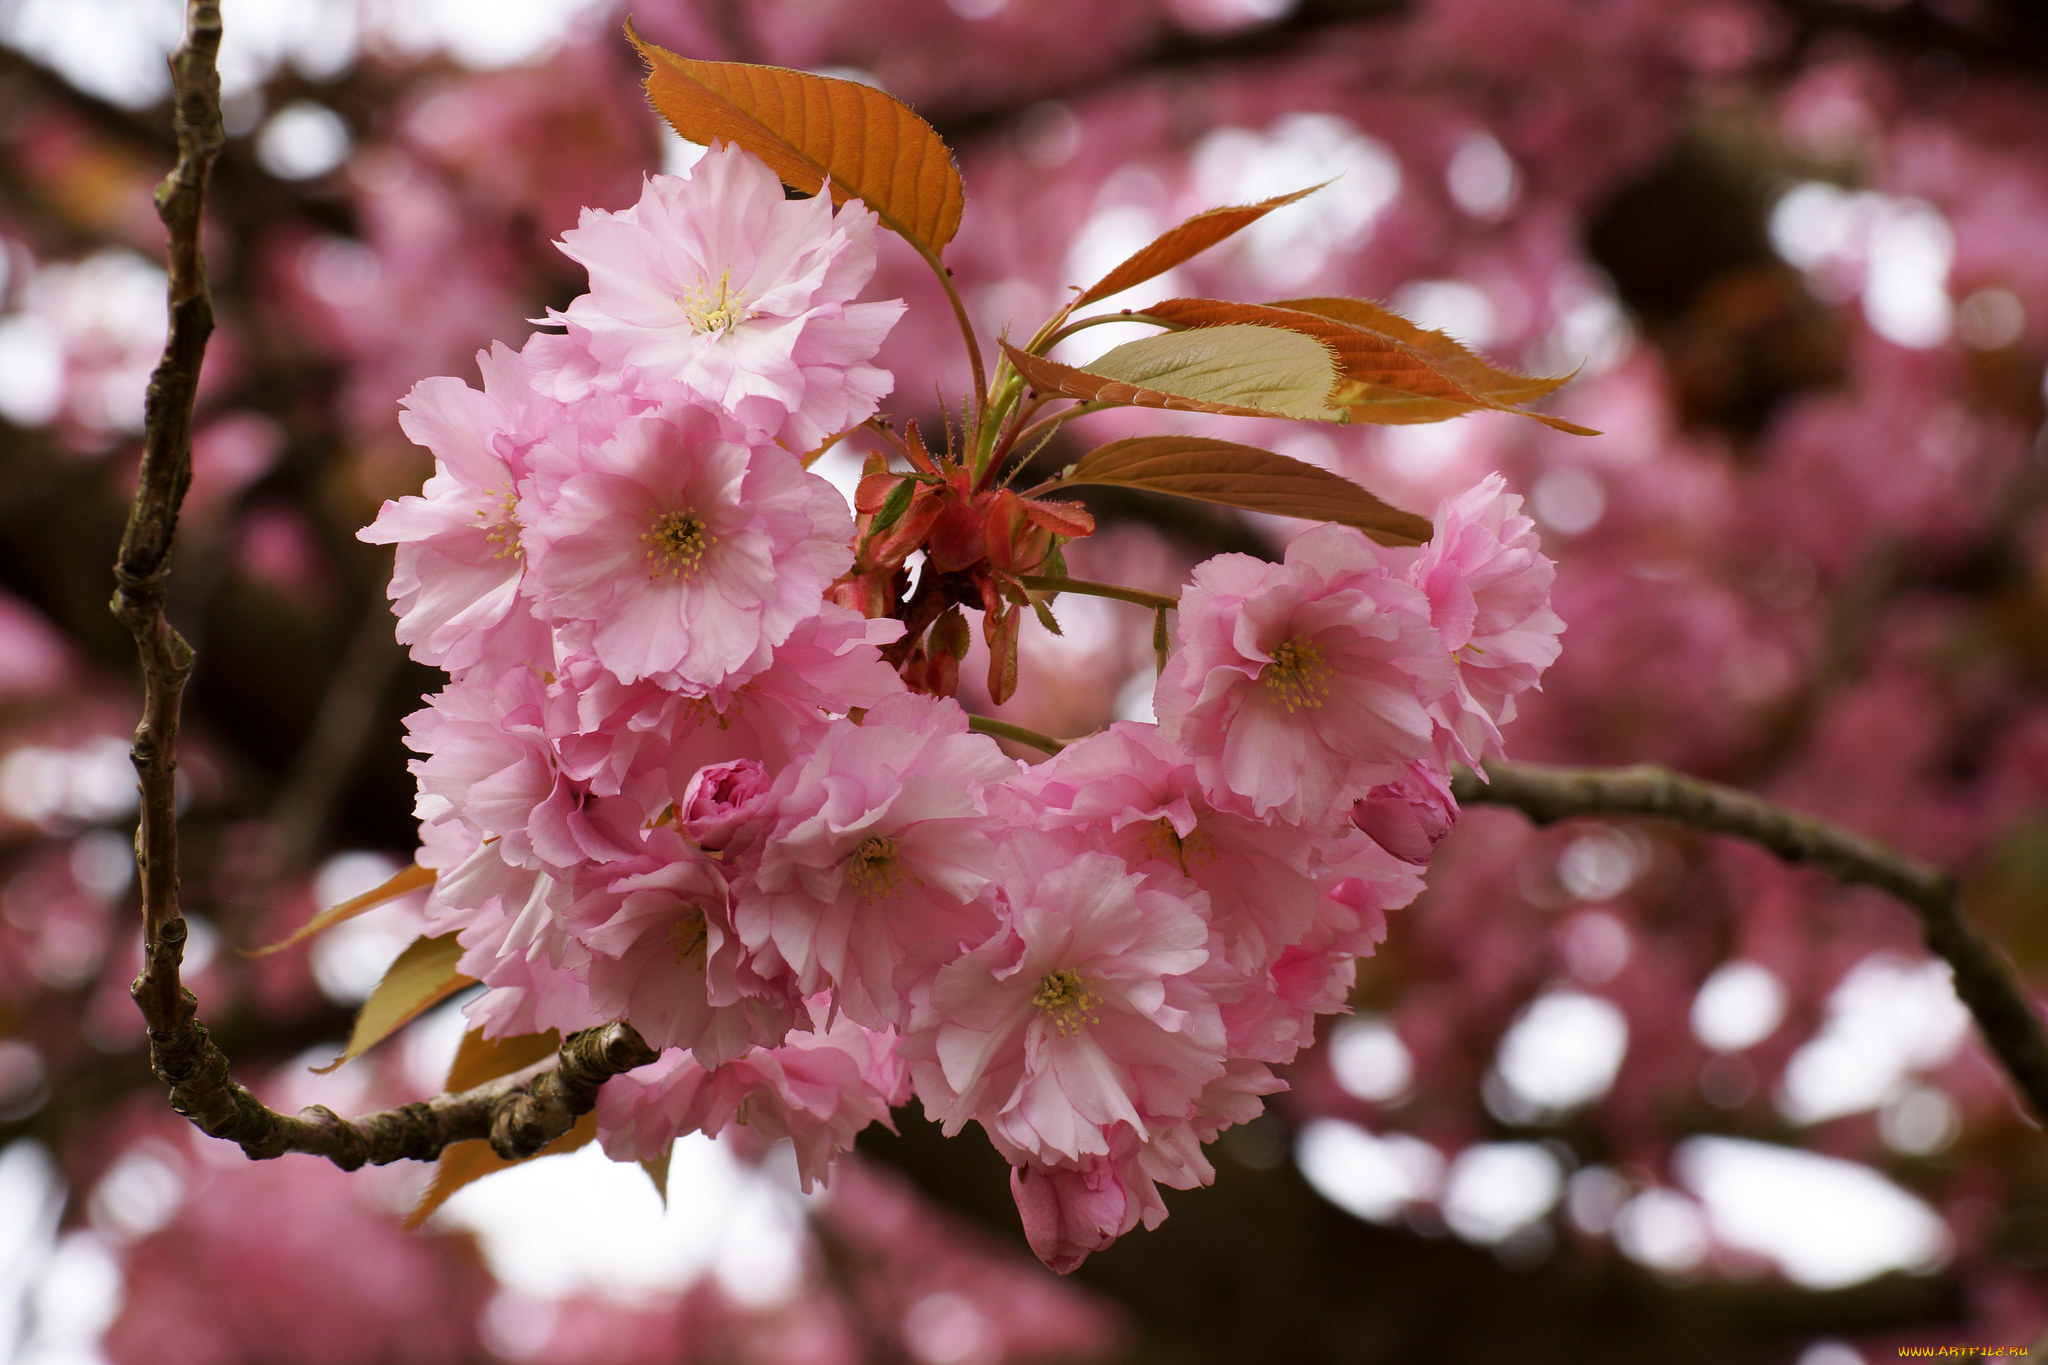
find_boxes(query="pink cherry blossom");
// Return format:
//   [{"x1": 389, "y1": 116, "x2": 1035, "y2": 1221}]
[
  {"x1": 596, "y1": 997, "x2": 910, "y2": 1192},
  {"x1": 552, "y1": 143, "x2": 907, "y2": 453},
  {"x1": 1154, "y1": 524, "x2": 1455, "y2": 826},
  {"x1": 564, "y1": 827, "x2": 798, "y2": 1068},
  {"x1": 903, "y1": 834, "x2": 1226, "y2": 1165},
  {"x1": 678, "y1": 757, "x2": 773, "y2": 853},
  {"x1": 356, "y1": 341, "x2": 558, "y2": 676},
  {"x1": 1007, "y1": 720, "x2": 1323, "y2": 972},
  {"x1": 739, "y1": 692, "x2": 1017, "y2": 1028},
  {"x1": 1407, "y1": 473, "x2": 1565, "y2": 766},
  {"x1": 522, "y1": 402, "x2": 854, "y2": 689}
]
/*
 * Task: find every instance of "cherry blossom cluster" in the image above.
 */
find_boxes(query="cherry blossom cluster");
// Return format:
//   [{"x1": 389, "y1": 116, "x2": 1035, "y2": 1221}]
[{"x1": 361, "y1": 142, "x2": 1563, "y2": 1272}]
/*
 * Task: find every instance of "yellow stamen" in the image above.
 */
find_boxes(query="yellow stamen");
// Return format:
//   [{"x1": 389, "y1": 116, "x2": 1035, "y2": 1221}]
[
  {"x1": 642, "y1": 507, "x2": 713, "y2": 579},
  {"x1": 1261, "y1": 635, "x2": 1331, "y2": 713},
  {"x1": 678, "y1": 268, "x2": 751, "y2": 335},
  {"x1": 668, "y1": 906, "x2": 709, "y2": 965},
  {"x1": 1032, "y1": 968, "x2": 1100, "y2": 1036},
  {"x1": 846, "y1": 834, "x2": 902, "y2": 900},
  {"x1": 1142, "y1": 816, "x2": 1213, "y2": 875},
  {"x1": 474, "y1": 487, "x2": 523, "y2": 560}
]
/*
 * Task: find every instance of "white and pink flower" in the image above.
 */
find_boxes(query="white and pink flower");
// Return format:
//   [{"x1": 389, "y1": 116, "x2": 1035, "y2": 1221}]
[
  {"x1": 522, "y1": 402, "x2": 853, "y2": 690},
  {"x1": 552, "y1": 143, "x2": 906, "y2": 454},
  {"x1": 1154, "y1": 524, "x2": 1455, "y2": 827}
]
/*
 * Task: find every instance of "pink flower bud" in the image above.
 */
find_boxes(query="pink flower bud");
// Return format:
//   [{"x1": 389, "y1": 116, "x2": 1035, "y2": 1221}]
[
  {"x1": 1350, "y1": 761, "x2": 1459, "y2": 864},
  {"x1": 680, "y1": 757, "x2": 772, "y2": 852}
]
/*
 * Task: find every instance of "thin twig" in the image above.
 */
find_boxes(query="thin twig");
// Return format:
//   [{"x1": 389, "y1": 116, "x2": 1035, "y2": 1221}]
[
  {"x1": 115, "y1": 0, "x2": 658, "y2": 1172},
  {"x1": 967, "y1": 714, "x2": 1067, "y2": 755},
  {"x1": 1456, "y1": 759, "x2": 2048, "y2": 1126},
  {"x1": 1017, "y1": 574, "x2": 1179, "y2": 612}
]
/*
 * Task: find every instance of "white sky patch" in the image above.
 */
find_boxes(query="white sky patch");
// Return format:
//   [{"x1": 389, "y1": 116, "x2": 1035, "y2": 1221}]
[
  {"x1": 309, "y1": 850, "x2": 427, "y2": 1006},
  {"x1": 1769, "y1": 183, "x2": 1954, "y2": 349},
  {"x1": 257, "y1": 100, "x2": 352, "y2": 180},
  {"x1": 1295, "y1": 1118, "x2": 1442, "y2": 1224},
  {"x1": 87, "y1": 1139, "x2": 187, "y2": 1243},
  {"x1": 1556, "y1": 826, "x2": 1642, "y2": 901},
  {"x1": 219, "y1": 0, "x2": 359, "y2": 94},
  {"x1": 1390, "y1": 280, "x2": 1497, "y2": 349},
  {"x1": 366, "y1": 0, "x2": 611, "y2": 69},
  {"x1": 1777, "y1": 955, "x2": 1970, "y2": 1125},
  {"x1": 0, "y1": 1139, "x2": 125, "y2": 1365},
  {"x1": 1613, "y1": 1187, "x2": 1709, "y2": 1274},
  {"x1": 1440, "y1": 1143, "x2": 1562, "y2": 1245},
  {"x1": 0, "y1": 735, "x2": 141, "y2": 828},
  {"x1": 1690, "y1": 961, "x2": 1788, "y2": 1052},
  {"x1": 1191, "y1": 114, "x2": 1401, "y2": 290},
  {"x1": 0, "y1": 0, "x2": 184, "y2": 107},
  {"x1": 0, "y1": 315, "x2": 63, "y2": 427},
  {"x1": 1328, "y1": 1015, "x2": 1413, "y2": 1104},
  {"x1": 432, "y1": 1138, "x2": 808, "y2": 1307},
  {"x1": 1491, "y1": 990, "x2": 1629, "y2": 1116},
  {"x1": 1447, "y1": 132, "x2": 1519, "y2": 219},
  {"x1": 1676, "y1": 1137, "x2": 1949, "y2": 1289}
]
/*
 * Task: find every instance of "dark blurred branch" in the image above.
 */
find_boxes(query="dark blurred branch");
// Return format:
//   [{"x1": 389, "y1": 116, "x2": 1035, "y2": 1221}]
[
  {"x1": 1456, "y1": 760, "x2": 2048, "y2": 1127},
  {"x1": 113, "y1": 0, "x2": 657, "y2": 1173},
  {"x1": 114, "y1": 0, "x2": 222, "y2": 1066},
  {"x1": 265, "y1": 603, "x2": 407, "y2": 872}
]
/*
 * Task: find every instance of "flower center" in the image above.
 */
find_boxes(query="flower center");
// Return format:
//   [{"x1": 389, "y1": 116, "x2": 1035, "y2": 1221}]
[
  {"x1": 668, "y1": 906, "x2": 709, "y2": 965},
  {"x1": 1261, "y1": 635, "x2": 1331, "y2": 713},
  {"x1": 642, "y1": 508, "x2": 714, "y2": 578},
  {"x1": 846, "y1": 834, "x2": 902, "y2": 900},
  {"x1": 473, "y1": 487, "x2": 523, "y2": 561},
  {"x1": 1032, "y1": 968, "x2": 1100, "y2": 1036},
  {"x1": 1142, "y1": 815, "x2": 1212, "y2": 875},
  {"x1": 678, "y1": 269, "x2": 751, "y2": 335}
]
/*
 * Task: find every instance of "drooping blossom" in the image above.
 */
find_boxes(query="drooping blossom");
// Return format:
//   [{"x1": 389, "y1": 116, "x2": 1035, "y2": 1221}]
[
  {"x1": 1406, "y1": 473, "x2": 1565, "y2": 766},
  {"x1": 564, "y1": 827, "x2": 798, "y2": 1068},
  {"x1": 522, "y1": 401, "x2": 854, "y2": 689},
  {"x1": 903, "y1": 834, "x2": 1227, "y2": 1165},
  {"x1": 552, "y1": 143, "x2": 907, "y2": 453},
  {"x1": 596, "y1": 996, "x2": 910, "y2": 1192},
  {"x1": 1154, "y1": 524, "x2": 1454, "y2": 826},
  {"x1": 740, "y1": 691, "x2": 1017, "y2": 1028},
  {"x1": 1006, "y1": 720, "x2": 1323, "y2": 971}
]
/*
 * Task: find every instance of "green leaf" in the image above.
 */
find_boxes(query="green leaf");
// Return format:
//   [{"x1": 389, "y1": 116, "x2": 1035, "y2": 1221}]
[
  {"x1": 1052, "y1": 435, "x2": 1431, "y2": 546},
  {"x1": 1073, "y1": 184, "x2": 1325, "y2": 307},
  {"x1": 865, "y1": 476, "x2": 916, "y2": 540},
  {"x1": 248, "y1": 861, "x2": 434, "y2": 958},
  {"x1": 313, "y1": 933, "x2": 472, "y2": 1074},
  {"x1": 1002, "y1": 327, "x2": 1345, "y2": 424},
  {"x1": 629, "y1": 24, "x2": 965, "y2": 255},
  {"x1": 1031, "y1": 596, "x2": 1063, "y2": 636}
]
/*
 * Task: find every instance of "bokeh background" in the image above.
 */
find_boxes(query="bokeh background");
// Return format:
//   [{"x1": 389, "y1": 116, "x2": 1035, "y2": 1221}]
[{"x1": 3, "y1": 0, "x2": 2048, "y2": 1361}]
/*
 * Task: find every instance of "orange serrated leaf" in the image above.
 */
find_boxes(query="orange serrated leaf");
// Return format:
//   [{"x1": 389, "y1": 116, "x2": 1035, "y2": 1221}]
[
  {"x1": 1273, "y1": 296, "x2": 1570, "y2": 406},
  {"x1": 1002, "y1": 331, "x2": 1344, "y2": 423},
  {"x1": 313, "y1": 933, "x2": 473, "y2": 1075},
  {"x1": 247, "y1": 861, "x2": 434, "y2": 958},
  {"x1": 1074, "y1": 184, "x2": 1324, "y2": 307},
  {"x1": 629, "y1": 25, "x2": 964, "y2": 256},
  {"x1": 1053, "y1": 435, "x2": 1432, "y2": 546},
  {"x1": 404, "y1": 1112, "x2": 597, "y2": 1231},
  {"x1": 1142, "y1": 298, "x2": 1596, "y2": 435}
]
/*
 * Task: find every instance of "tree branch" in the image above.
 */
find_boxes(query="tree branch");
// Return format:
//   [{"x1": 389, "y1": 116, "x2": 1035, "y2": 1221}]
[
  {"x1": 1455, "y1": 760, "x2": 2048, "y2": 1127},
  {"x1": 114, "y1": 0, "x2": 658, "y2": 1173}
]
